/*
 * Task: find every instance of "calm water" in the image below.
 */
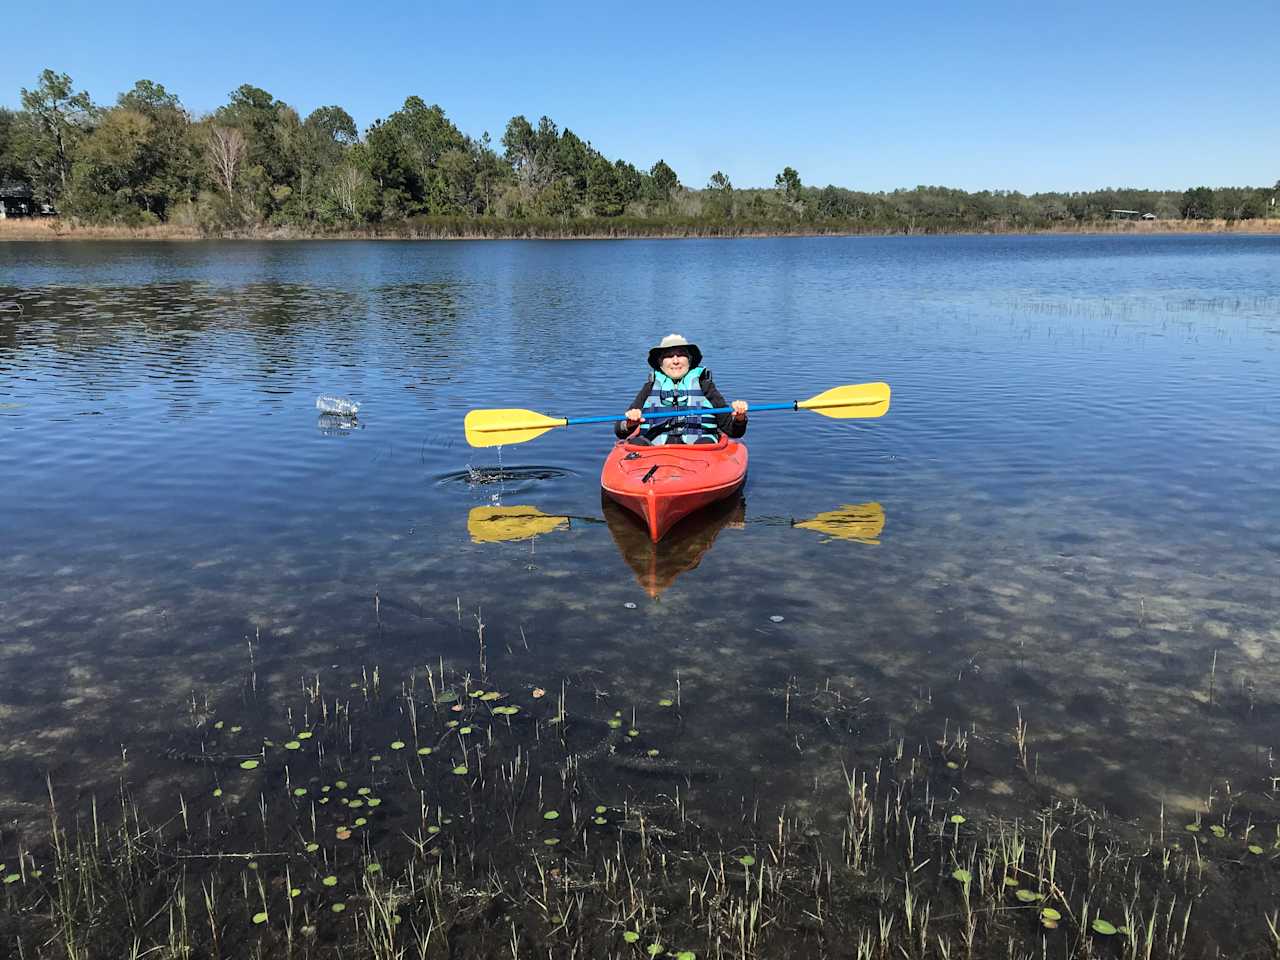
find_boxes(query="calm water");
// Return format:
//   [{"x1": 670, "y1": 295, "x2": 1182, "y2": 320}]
[{"x1": 1, "y1": 236, "x2": 1278, "y2": 827}]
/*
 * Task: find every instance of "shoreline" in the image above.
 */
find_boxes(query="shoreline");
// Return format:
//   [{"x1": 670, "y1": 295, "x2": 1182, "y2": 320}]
[{"x1": 2, "y1": 217, "x2": 1279, "y2": 242}]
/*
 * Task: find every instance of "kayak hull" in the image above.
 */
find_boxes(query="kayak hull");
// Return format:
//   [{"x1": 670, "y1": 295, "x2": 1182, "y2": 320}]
[{"x1": 600, "y1": 437, "x2": 748, "y2": 542}]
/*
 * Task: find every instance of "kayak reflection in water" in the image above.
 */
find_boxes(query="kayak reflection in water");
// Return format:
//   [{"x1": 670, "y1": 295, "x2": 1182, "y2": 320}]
[
  {"x1": 602, "y1": 491, "x2": 745, "y2": 598},
  {"x1": 617, "y1": 334, "x2": 748, "y2": 445}
]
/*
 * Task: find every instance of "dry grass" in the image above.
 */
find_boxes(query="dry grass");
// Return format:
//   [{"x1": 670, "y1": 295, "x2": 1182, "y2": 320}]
[
  {"x1": 0, "y1": 218, "x2": 202, "y2": 241},
  {"x1": 2, "y1": 216, "x2": 1278, "y2": 243},
  {"x1": 1035, "y1": 218, "x2": 1280, "y2": 235}
]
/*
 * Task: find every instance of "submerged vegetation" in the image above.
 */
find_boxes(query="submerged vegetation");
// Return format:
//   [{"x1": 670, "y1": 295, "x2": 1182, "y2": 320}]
[
  {"x1": 1, "y1": 69, "x2": 1277, "y2": 237},
  {"x1": 3, "y1": 646, "x2": 1279, "y2": 959}
]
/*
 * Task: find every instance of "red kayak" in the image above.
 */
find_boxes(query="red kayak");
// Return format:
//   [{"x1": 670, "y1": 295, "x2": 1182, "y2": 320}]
[{"x1": 600, "y1": 437, "x2": 748, "y2": 542}]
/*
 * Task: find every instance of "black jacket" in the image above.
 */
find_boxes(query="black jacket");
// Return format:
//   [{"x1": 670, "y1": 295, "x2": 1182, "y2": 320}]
[{"x1": 614, "y1": 369, "x2": 748, "y2": 440}]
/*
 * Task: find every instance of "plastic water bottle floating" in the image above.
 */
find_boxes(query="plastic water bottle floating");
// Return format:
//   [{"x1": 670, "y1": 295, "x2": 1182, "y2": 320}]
[{"x1": 316, "y1": 395, "x2": 360, "y2": 416}]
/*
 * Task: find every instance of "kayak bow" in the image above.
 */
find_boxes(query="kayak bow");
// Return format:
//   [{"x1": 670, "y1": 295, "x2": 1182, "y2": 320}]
[{"x1": 600, "y1": 437, "x2": 748, "y2": 542}]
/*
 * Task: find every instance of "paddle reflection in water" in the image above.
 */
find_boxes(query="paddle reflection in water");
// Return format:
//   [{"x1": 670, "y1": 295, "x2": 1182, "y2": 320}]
[
  {"x1": 466, "y1": 505, "x2": 603, "y2": 543},
  {"x1": 602, "y1": 491, "x2": 745, "y2": 598},
  {"x1": 790, "y1": 501, "x2": 885, "y2": 544}
]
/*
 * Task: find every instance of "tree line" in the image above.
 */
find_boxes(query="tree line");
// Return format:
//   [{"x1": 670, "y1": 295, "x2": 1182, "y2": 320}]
[{"x1": 1, "y1": 69, "x2": 1276, "y2": 234}]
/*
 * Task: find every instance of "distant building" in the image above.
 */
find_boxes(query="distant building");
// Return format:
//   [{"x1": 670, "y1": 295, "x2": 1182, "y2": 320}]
[
  {"x1": 1141, "y1": 212, "x2": 1157, "y2": 220},
  {"x1": 0, "y1": 181, "x2": 37, "y2": 219},
  {"x1": 1109, "y1": 209, "x2": 1141, "y2": 220}
]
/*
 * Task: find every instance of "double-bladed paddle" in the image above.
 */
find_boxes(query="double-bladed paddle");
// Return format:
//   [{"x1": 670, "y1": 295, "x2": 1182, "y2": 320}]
[{"x1": 464, "y1": 381, "x2": 890, "y2": 448}]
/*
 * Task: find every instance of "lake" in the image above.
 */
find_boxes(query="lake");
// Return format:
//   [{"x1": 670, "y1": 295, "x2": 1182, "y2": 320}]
[{"x1": 2, "y1": 235, "x2": 1278, "y2": 955}]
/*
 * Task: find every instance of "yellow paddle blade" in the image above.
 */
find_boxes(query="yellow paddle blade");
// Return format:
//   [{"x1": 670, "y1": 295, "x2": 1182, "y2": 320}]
[
  {"x1": 464, "y1": 408, "x2": 568, "y2": 448},
  {"x1": 793, "y1": 502, "x2": 885, "y2": 544},
  {"x1": 797, "y1": 382, "x2": 891, "y2": 419},
  {"x1": 467, "y1": 505, "x2": 569, "y2": 543}
]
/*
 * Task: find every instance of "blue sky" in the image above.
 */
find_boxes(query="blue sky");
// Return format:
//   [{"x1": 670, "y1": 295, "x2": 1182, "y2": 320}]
[{"x1": 3, "y1": 0, "x2": 1275, "y2": 193}]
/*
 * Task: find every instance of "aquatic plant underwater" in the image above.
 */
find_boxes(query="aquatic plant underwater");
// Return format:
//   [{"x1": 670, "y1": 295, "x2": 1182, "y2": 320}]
[{"x1": 3, "y1": 642, "x2": 1279, "y2": 960}]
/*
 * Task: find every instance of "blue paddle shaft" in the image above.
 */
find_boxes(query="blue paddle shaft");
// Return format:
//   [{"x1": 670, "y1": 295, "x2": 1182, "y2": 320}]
[{"x1": 563, "y1": 402, "x2": 794, "y2": 427}]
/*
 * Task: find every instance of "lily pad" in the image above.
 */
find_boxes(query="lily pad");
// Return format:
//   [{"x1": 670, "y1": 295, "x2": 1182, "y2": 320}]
[
  {"x1": 647, "y1": 749, "x2": 660, "y2": 757},
  {"x1": 212, "y1": 788, "x2": 223, "y2": 798},
  {"x1": 647, "y1": 944, "x2": 665, "y2": 957},
  {"x1": 594, "y1": 817, "x2": 608, "y2": 825},
  {"x1": 623, "y1": 931, "x2": 640, "y2": 943},
  {"x1": 676, "y1": 953, "x2": 696, "y2": 960},
  {"x1": 293, "y1": 788, "x2": 308, "y2": 797},
  {"x1": 1015, "y1": 889, "x2": 1043, "y2": 903},
  {"x1": 1248, "y1": 844, "x2": 1264, "y2": 854},
  {"x1": 543, "y1": 811, "x2": 560, "y2": 820},
  {"x1": 481, "y1": 692, "x2": 502, "y2": 701},
  {"x1": 1210, "y1": 825, "x2": 1226, "y2": 838},
  {"x1": 284, "y1": 741, "x2": 301, "y2": 751},
  {"x1": 739, "y1": 855, "x2": 756, "y2": 867},
  {"x1": 543, "y1": 838, "x2": 559, "y2": 846},
  {"x1": 290, "y1": 887, "x2": 301, "y2": 898},
  {"x1": 1091, "y1": 919, "x2": 1117, "y2": 936},
  {"x1": 366, "y1": 863, "x2": 381, "y2": 874},
  {"x1": 452, "y1": 765, "x2": 468, "y2": 775},
  {"x1": 952, "y1": 868, "x2": 971, "y2": 883},
  {"x1": 949, "y1": 814, "x2": 966, "y2": 825},
  {"x1": 595, "y1": 805, "x2": 608, "y2": 814},
  {"x1": 239, "y1": 759, "x2": 260, "y2": 770},
  {"x1": 322, "y1": 875, "x2": 338, "y2": 887},
  {"x1": 1184, "y1": 823, "x2": 1200, "y2": 833},
  {"x1": 297, "y1": 731, "x2": 313, "y2": 740},
  {"x1": 357, "y1": 787, "x2": 371, "y2": 795},
  {"x1": 658, "y1": 698, "x2": 674, "y2": 707},
  {"x1": 1041, "y1": 908, "x2": 1062, "y2": 922},
  {"x1": 354, "y1": 817, "x2": 367, "y2": 826},
  {"x1": 367, "y1": 798, "x2": 381, "y2": 807},
  {"x1": 435, "y1": 690, "x2": 458, "y2": 704},
  {"x1": 331, "y1": 902, "x2": 346, "y2": 913},
  {"x1": 4, "y1": 874, "x2": 20, "y2": 884},
  {"x1": 306, "y1": 843, "x2": 319, "y2": 853},
  {"x1": 390, "y1": 740, "x2": 406, "y2": 750},
  {"x1": 252, "y1": 911, "x2": 268, "y2": 924},
  {"x1": 335, "y1": 780, "x2": 348, "y2": 790}
]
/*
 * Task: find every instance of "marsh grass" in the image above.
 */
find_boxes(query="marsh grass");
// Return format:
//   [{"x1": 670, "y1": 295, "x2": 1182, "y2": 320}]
[
  {"x1": 4, "y1": 216, "x2": 1279, "y2": 243},
  {"x1": 2, "y1": 661, "x2": 1278, "y2": 959}
]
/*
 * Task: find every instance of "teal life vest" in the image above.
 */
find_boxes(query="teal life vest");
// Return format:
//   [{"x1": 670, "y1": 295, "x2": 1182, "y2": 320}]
[{"x1": 642, "y1": 366, "x2": 719, "y2": 444}]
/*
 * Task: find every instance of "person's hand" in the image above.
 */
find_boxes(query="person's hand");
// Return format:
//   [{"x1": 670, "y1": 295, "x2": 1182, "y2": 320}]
[
  {"x1": 730, "y1": 400, "x2": 748, "y2": 420},
  {"x1": 624, "y1": 408, "x2": 643, "y2": 424}
]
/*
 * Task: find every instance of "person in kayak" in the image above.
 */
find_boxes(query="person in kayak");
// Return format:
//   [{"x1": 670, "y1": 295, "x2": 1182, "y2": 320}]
[{"x1": 616, "y1": 334, "x2": 748, "y2": 445}]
